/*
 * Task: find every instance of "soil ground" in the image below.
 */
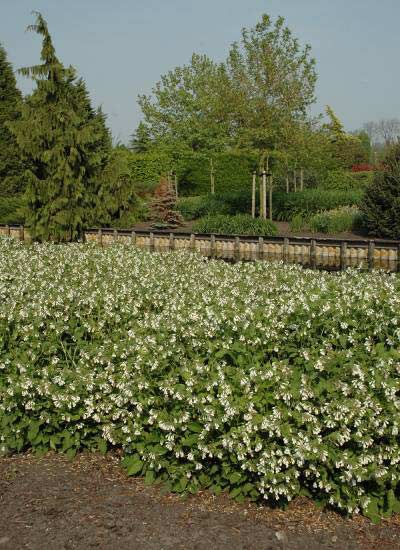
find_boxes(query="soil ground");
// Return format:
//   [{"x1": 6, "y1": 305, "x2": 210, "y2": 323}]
[
  {"x1": 132, "y1": 220, "x2": 373, "y2": 242},
  {"x1": 1, "y1": 453, "x2": 399, "y2": 550}
]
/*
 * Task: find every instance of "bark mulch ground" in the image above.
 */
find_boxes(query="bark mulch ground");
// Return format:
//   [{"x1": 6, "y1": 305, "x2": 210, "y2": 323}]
[
  {"x1": 132, "y1": 220, "x2": 376, "y2": 242},
  {"x1": 1, "y1": 453, "x2": 399, "y2": 550}
]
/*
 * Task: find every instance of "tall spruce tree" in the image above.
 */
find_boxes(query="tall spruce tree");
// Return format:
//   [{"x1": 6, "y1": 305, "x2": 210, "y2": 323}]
[
  {"x1": 8, "y1": 13, "x2": 111, "y2": 242},
  {"x1": 0, "y1": 44, "x2": 25, "y2": 196},
  {"x1": 361, "y1": 144, "x2": 400, "y2": 239}
]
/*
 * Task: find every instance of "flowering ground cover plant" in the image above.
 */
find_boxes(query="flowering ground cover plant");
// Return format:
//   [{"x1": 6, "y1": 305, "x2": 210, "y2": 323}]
[{"x1": 1, "y1": 238, "x2": 400, "y2": 522}]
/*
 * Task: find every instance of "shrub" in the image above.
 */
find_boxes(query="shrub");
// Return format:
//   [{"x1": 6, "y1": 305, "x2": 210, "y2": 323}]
[
  {"x1": 273, "y1": 189, "x2": 363, "y2": 221},
  {"x1": 192, "y1": 214, "x2": 277, "y2": 236},
  {"x1": 150, "y1": 177, "x2": 183, "y2": 228},
  {"x1": 349, "y1": 171, "x2": 374, "y2": 188},
  {"x1": 289, "y1": 213, "x2": 308, "y2": 232},
  {"x1": 177, "y1": 191, "x2": 253, "y2": 220},
  {"x1": 1, "y1": 239, "x2": 400, "y2": 521},
  {"x1": 308, "y1": 206, "x2": 364, "y2": 234},
  {"x1": 107, "y1": 200, "x2": 149, "y2": 229},
  {"x1": 177, "y1": 196, "x2": 230, "y2": 220},
  {"x1": 351, "y1": 163, "x2": 375, "y2": 172},
  {"x1": 361, "y1": 146, "x2": 400, "y2": 239},
  {"x1": 0, "y1": 195, "x2": 25, "y2": 225}
]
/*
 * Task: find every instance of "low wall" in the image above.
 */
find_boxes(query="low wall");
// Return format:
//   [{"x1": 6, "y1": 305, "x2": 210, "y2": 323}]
[{"x1": 2, "y1": 224, "x2": 400, "y2": 272}]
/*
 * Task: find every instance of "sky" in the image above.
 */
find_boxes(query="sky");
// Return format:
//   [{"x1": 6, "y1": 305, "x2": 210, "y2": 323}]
[{"x1": 1, "y1": 0, "x2": 399, "y2": 143}]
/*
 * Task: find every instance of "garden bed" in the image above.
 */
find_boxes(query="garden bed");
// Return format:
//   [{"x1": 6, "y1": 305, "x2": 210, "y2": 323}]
[{"x1": 1, "y1": 239, "x2": 400, "y2": 522}]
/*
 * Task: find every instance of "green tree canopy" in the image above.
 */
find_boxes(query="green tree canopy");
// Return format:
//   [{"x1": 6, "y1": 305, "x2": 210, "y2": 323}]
[
  {"x1": 129, "y1": 121, "x2": 153, "y2": 152},
  {"x1": 0, "y1": 44, "x2": 25, "y2": 196},
  {"x1": 138, "y1": 53, "x2": 231, "y2": 152},
  {"x1": 8, "y1": 13, "x2": 111, "y2": 241},
  {"x1": 323, "y1": 106, "x2": 369, "y2": 169},
  {"x1": 138, "y1": 13, "x2": 317, "y2": 161},
  {"x1": 225, "y1": 14, "x2": 317, "y2": 154}
]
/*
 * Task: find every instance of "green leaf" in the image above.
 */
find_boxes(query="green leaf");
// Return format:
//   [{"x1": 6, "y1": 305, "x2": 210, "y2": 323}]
[
  {"x1": 127, "y1": 461, "x2": 143, "y2": 476},
  {"x1": 187, "y1": 422, "x2": 202, "y2": 433},
  {"x1": 229, "y1": 487, "x2": 242, "y2": 498},
  {"x1": 27, "y1": 421, "x2": 41, "y2": 443},
  {"x1": 97, "y1": 439, "x2": 107, "y2": 455},
  {"x1": 364, "y1": 498, "x2": 381, "y2": 524},
  {"x1": 66, "y1": 448, "x2": 76, "y2": 460},
  {"x1": 144, "y1": 469, "x2": 155, "y2": 485}
]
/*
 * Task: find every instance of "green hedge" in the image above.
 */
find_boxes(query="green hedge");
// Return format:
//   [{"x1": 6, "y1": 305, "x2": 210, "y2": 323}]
[
  {"x1": 319, "y1": 170, "x2": 368, "y2": 190},
  {"x1": 128, "y1": 151, "x2": 258, "y2": 196},
  {"x1": 192, "y1": 214, "x2": 277, "y2": 236},
  {"x1": 127, "y1": 151, "x2": 172, "y2": 194},
  {"x1": 273, "y1": 189, "x2": 363, "y2": 221}
]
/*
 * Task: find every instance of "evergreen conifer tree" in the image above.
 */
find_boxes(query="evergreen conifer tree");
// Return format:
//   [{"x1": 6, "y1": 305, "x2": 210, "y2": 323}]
[
  {"x1": 8, "y1": 13, "x2": 111, "y2": 241},
  {"x1": 361, "y1": 144, "x2": 400, "y2": 239},
  {"x1": 0, "y1": 44, "x2": 25, "y2": 196},
  {"x1": 129, "y1": 121, "x2": 152, "y2": 152},
  {"x1": 150, "y1": 176, "x2": 183, "y2": 227}
]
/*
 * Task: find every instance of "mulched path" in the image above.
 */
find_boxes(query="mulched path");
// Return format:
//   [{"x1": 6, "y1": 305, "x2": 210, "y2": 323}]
[
  {"x1": 132, "y1": 220, "x2": 375, "y2": 242},
  {"x1": 1, "y1": 453, "x2": 399, "y2": 550}
]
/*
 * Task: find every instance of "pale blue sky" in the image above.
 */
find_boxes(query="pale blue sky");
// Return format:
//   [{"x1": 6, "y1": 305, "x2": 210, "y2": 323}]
[{"x1": 1, "y1": 0, "x2": 399, "y2": 143}]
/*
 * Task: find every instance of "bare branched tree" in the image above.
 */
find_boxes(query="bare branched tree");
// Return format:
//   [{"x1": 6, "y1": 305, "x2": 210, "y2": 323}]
[{"x1": 362, "y1": 118, "x2": 400, "y2": 145}]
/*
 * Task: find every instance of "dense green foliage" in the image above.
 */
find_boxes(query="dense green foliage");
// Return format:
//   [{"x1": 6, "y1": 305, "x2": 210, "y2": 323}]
[
  {"x1": 361, "y1": 146, "x2": 400, "y2": 239},
  {"x1": 319, "y1": 170, "x2": 370, "y2": 191},
  {"x1": 0, "y1": 44, "x2": 25, "y2": 196},
  {"x1": 290, "y1": 206, "x2": 365, "y2": 234},
  {"x1": 97, "y1": 147, "x2": 140, "y2": 226},
  {"x1": 322, "y1": 107, "x2": 369, "y2": 169},
  {"x1": 128, "y1": 150, "x2": 257, "y2": 196},
  {"x1": 0, "y1": 196, "x2": 25, "y2": 224},
  {"x1": 273, "y1": 189, "x2": 363, "y2": 221},
  {"x1": 127, "y1": 151, "x2": 172, "y2": 194},
  {"x1": 308, "y1": 206, "x2": 364, "y2": 234},
  {"x1": 178, "y1": 191, "x2": 253, "y2": 220},
  {"x1": 192, "y1": 214, "x2": 277, "y2": 236},
  {"x1": 7, "y1": 14, "x2": 111, "y2": 242},
  {"x1": 138, "y1": 14, "x2": 316, "y2": 154},
  {"x1": 1, "y1": 239, "x2": 400, "y2": 522}
]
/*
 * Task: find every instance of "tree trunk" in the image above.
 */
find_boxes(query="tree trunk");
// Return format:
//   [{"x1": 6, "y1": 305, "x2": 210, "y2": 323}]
[
  {"x1": 269, "y1": 176, "x2": 273, "y2": 221},
  {"x1": 251, "y1": 172, "x2": 256, "y2": 218},
  {"x1": 262, "y1": 171, "x2": 267, "y2": 220}
]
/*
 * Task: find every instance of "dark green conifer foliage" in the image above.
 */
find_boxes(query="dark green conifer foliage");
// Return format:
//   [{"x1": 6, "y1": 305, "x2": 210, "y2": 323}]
[
  {"x1": 129, "y1": 121, "x2": 152, "y2": 152},
  {"x1": 361, "y1": 144, "x2": 400, "y2": 239},
  {"x1": 8, "y1": 13, "x2": 111, "y2": 241},
  {"x1": 0, "y1": 44, "x2": 25, "y2": 196}
]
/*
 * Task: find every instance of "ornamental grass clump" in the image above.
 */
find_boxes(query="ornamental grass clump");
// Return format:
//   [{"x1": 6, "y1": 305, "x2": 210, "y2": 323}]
[{"x1": 1, "y1": 238, "x2": 400, "y2": 522}]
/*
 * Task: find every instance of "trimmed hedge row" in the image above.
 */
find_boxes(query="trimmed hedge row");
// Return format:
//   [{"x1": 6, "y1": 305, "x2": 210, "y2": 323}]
[{"x1": 128, "y1": 151, "x2": 258, "y2": 195}]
